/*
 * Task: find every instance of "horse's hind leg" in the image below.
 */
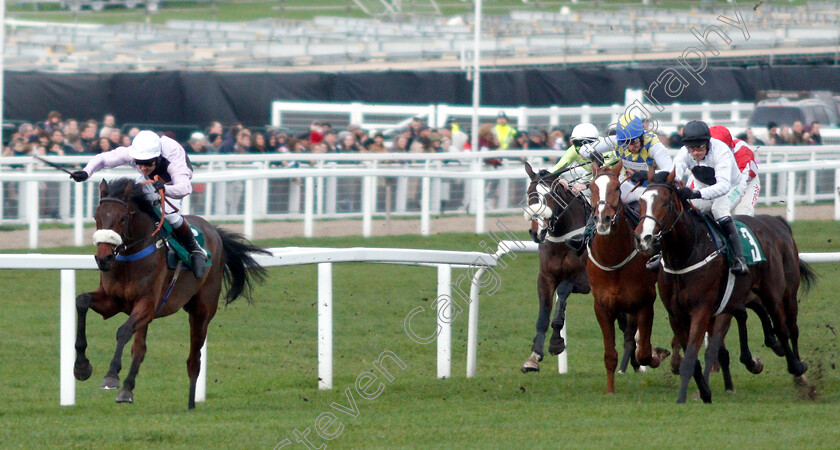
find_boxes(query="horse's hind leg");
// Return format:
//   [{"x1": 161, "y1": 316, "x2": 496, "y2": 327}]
[
  {"x1": 703, "y1": 314, "x2": 730, "y2": 388},
  {"x1": 677, "y1": 314, "x2": 712, "y2": 404},
  {"x1": 116, "y1": 324, "x2": 149, "y2": 404},
  {"x1": 717, "y1": 344, "x2": 734, "y2": 392},
  {"x1": 634, "y1": 305, "x2": 667, "y2": 369},
  {"x1": 186, "y1": 298, "x2": 217, "y2": 410},
  {"x1": 75, "y1": 290, "x2": 119, "y2": 383},
  {"x1": 548, "y1": 281, "x2": 572, "y2": 355},
  {"x1": 747, "y1": 301, "x2": 784, "y2": 357}
]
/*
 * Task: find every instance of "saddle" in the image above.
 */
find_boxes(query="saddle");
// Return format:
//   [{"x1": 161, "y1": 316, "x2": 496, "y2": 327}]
[
  {"x1": 150, "y1": 207, "x2": 212, "y2": 271},
  {"x1": 698, "y1": 212, "x2": 765, "y2": 266}
]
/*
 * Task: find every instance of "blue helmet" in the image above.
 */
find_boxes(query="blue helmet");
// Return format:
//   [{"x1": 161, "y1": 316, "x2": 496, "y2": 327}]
[{"x1": 615, "y1": 114, "x2": 645, "y2": 142}]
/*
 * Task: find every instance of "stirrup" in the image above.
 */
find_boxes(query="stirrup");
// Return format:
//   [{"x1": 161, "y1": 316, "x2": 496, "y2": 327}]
[
  {"x1": 731, "y1": 257, "x2": 748, "y2": 275},
  {"x1": 645, "y1": 254, "x2": 661, "y2": 272}
]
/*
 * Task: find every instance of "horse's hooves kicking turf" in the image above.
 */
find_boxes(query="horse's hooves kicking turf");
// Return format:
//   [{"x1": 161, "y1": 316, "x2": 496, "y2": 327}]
[{"x1": 521, "y1": 352, "x2": 541, "y2": 373}]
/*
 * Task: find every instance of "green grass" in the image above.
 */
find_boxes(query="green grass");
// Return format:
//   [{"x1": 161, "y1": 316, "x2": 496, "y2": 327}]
[{"x1": 1, "y1": 222, "x2": 839, "y2": 448}]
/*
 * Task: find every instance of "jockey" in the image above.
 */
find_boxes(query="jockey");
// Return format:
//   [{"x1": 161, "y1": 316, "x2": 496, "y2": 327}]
[
  {"x1": 579, "y1": 114, "x2": 674, "y2": 206},
  {"x1": 709, "y1": 125, "x2": 760, "y2": 216},
  {"x1": 547, "y1": 123, "x2": 618, "y2": 252},
  {"x1": 70, "y1": 130, "x2": 207, "y2": 279},
  {"x1": 656, "y1": 120, "x2": 748, "y2": 275}
]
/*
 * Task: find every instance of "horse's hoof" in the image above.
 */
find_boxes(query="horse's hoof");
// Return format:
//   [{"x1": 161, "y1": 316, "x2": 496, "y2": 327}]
[
  {"x1": 792, "y1": 361, "x2": 808, "y2": 377},
  {"x1": 74, "y1": 360, "x2": 93, "y2": 381},
  {"x1": 115, "y1": 389, "x2": 134, "y2": 404},
  {"x1": 521, "y1": 352, "x2": 541, "y2": 373},
  {"x1": 100, "y1": 376, "x2": 120, "y2": 390},
  {"x1": 749, "y1": 357, "x2": 764, "y2": 374},
  {"x1": 548, "y1": 341, "x2": 566, "y2": 356},
  {"x1": 636, "y1": 365, "x2": 647, "y2": 373},
  {"x1": 653, "y1": 347, "x2": 671, "y2": 360}
]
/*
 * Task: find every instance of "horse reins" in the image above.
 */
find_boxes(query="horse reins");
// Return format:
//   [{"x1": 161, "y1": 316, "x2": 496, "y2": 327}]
[{"x1": 99, "y1": 176, "x2": 170, "y2": 257}]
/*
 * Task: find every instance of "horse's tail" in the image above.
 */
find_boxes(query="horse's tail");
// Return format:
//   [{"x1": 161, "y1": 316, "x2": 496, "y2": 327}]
[
  {"x1": 217, "y1": 227, "x2": 271, "y2": 305},
  {"x1": 799, "y1": 259, "x2": 817, "y2": 295}
]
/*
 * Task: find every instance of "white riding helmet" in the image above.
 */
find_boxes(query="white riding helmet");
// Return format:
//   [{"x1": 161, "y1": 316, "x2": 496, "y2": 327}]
[
  {"x1": 570, "y1": 123, "x2": 599, "y2": 143},
  {"x1": 128, "y1": 130, "x2": 162, "y2": 161}
]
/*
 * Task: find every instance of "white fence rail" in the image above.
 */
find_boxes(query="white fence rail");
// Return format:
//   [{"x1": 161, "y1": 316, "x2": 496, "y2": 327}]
[
  {"x1": 3, "y1": 148, "x2": 840, "y2": 249},
  {"x1": 0, "y1": 247, "x2": 498, "y2": 406}
]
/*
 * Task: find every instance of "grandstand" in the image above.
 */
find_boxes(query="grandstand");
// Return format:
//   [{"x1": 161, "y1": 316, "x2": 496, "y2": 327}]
[{"x1": 4, "y1": 2, "x2": 840, "y2": 72}]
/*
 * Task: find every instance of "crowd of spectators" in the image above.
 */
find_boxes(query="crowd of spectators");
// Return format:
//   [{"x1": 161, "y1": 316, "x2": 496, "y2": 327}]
[{"x1": 2, "y1": 110, "x2": 825, "y2": 165}]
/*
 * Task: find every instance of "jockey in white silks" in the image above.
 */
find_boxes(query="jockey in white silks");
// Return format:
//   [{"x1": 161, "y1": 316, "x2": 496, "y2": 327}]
[
  {"x1": 70, "y1": 130, "x2": 207, "y2": 278},
  {"x1": 652, "y1": 120, "x2": 748, "y2": 275}
]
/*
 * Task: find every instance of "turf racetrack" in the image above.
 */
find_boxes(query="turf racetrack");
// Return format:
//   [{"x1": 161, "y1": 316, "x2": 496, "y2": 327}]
[{"x1": 1, "y1": 221, "x2": 839, "y2": 448}]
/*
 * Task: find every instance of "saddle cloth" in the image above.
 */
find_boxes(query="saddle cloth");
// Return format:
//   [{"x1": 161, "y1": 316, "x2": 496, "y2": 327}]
[
  {"x1": 161, "y1": 221, "x2": 212, "y2": 271},
  {"x1": 706, "y1": 216, "x2": 765, "y2": 265}
]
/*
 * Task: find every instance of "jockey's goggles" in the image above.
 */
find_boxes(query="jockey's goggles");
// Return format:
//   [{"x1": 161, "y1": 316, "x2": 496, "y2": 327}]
[
  {"x1": 134, "y1": 158, "x2": 157, "y2": 167},
  {"x1": 617, "y1": 137, "x2": 642, "y2": 147},
  {"x1": 686, "y1": 142, "x2": 708, "y2": 151},
  {"x1": 571, "y1": 138, "x2": 596, "y2": 149}
]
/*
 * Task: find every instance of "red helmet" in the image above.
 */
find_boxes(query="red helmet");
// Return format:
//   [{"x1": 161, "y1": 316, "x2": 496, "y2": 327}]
[{"x1": 709, "y1": 125, "x2": 733, "y2": 149}]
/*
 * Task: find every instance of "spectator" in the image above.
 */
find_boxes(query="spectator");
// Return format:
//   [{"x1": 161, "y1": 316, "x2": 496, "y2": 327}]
[
  {"x1": 219, "y1": 124, "x2": 243, "y2": 152},
  {"x1": 108, "y1": 128, "x2": 123, "y2": 148},
  {"x1": 766, "y1": 121, "x2": 782, "y2": 145},
  {"x1": 49, "y1": 129, "x2": 77, "y2": 154},
  {"x1": 102, "y1": 114, "x2": 117, "y2": 130},
  {"x1": 206, "y1": 133, "x2": 223, "y2": 153},
  {"x1": 63, "y1": 118, "x2": 79, "y2": 137},
  {"x1": 790, "y1": 121, "x2": 809, "y2": 145},
  {"x1": 428, "y1": 132, "x2": 445, "y2": 152},
  {"x1": 513, "y1": 130, "x2": 530, "y2": 150},
  {"x1": 529, "y1": 129, "x2": 548, "y2": 149},
  {"x1": 336, "y1": 132, "x2": 363, "y2": 152},
  {"x1": 186, "y1": 132, "x2": 211, "y2": 154},
  {"x1": 250, "y1": 132, "x2": 268, "y2": 153},
  {"x1": 206, "y1": 121, "x2": 224, "y2": 136},
  {"x1": 392, "y1": 135, "x2": 410, "y2": 153},
  {"x1": 669, "y1": 125, "x2": 685, "y2": 149},
  {"x1": 274, "y1": 132, "x2": 290, "y2": 153},
  {"x1": 220, "y1": 127, "x2": 250, "y2": 153},
  {"x1": 808, "y1": 121, "x2": 822, "y2": 145},
  {"x1": 492, "y1": 111, "x2": 517, "y2": 150},
  {"x1": 322, "y1": 131, "x2": 338, "y2": 152},
  {"x1": 79, "y1": 123, "x2": 98, "y2": 153},
  {"x1": 120, "y1": 134, "x2": 133, "y2": 147},
  {"x1": 65, "y1": 132, "x2": 84, "y2": 154},
  {"x1": 549, "y1": 126, "x2": 567, "y2": 150},
  {"x1": 92, "y1": 137, "x2": 114, "y2": 154},
  {"x1": 407, "y1": 116, "x2": 424, "y2": 149},
  {"x1": 779, "y1": 124, "x2": 792, "y2": 144},
  {"x1": 43, "y1": 111, "x2": 63, "y2": 134},
  {"x1": 126, "y1": 127, "x2": 141, "y2": 140},
  {"x1": 309, "y1": 121, "x2": 324, "y2": 144},
  {"x1": 364, "y1": 132, "x2": 387, "y2": 153}
]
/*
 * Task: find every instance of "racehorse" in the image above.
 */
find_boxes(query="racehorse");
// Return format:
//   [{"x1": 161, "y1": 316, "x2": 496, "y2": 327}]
[
  {"x1": 520, "y1": 162, "x2": 590, "y2": 372},
  {"x1": 634, "y1": 170, "x2": 816, "y2": 403},
  {"x1": 587, "y1": 162, "x2": 669, "y2": 393},
  {"x1": 74, "y1": 178, "x2": 269, "y2": 409}
]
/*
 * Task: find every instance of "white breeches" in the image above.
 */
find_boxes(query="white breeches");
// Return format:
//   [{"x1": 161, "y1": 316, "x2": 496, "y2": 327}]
[
  {"x1": 732, "y1": 177, "x2": 760, "y2": 216},
  {"x1": 689, "y1": 183, "x2": 745, "y2": 220},
  {"x1": 138, "y1": 175, "x2": 185, "y2": 227}
]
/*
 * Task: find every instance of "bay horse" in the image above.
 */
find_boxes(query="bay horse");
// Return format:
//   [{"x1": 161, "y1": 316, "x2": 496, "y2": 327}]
[
  {"x1": 74, "y1": 178, "x2": 269, "y2": 409},
  {"x1": 634, "y1": 170, "x2": 816, "y2": 403},
  {"x1": 520, "y1": 162, "x2": 640, "y2": 373},
  {"x1": 520, "y1": 162, "x2": 590, "y2": 372},
  {"x1": 587, "y1": 162, "x2": 669, "y2": 394}
]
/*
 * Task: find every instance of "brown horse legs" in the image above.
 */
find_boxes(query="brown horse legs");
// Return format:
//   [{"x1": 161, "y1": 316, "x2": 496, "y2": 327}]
[
  {"x1": 187, "y1": 311, "x2": 213, "y2": 410},
  {"x1": 593, "y1": 301, "x2": 618, "y2": 394},
  {"x1": 102, "y1": 302, "x2": 155, "y2": 402},
  {"x1": 74, "y1": 290, "x2": 120, "y2": 382}
]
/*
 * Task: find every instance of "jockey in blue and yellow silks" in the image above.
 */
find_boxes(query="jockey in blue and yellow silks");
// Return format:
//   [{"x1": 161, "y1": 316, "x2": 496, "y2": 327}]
[{"x1": 579, "y1": 114, "x2": 673, "y2": 205}]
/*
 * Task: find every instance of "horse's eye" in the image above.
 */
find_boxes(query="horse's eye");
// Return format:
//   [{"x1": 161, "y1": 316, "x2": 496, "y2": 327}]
[{"x1": 120, "y1": 216, "x2": 128, "y2": 223}]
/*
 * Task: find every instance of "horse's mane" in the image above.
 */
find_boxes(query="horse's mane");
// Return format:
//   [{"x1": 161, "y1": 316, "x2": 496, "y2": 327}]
[{"x1": 104, "y1": 178, "x2": 159, "y2": 220}]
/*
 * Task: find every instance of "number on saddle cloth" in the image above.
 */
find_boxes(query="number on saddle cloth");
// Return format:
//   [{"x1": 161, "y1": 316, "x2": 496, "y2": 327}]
[{"x1": 703, "y1": 215, "x2": 765, "y2": 266}]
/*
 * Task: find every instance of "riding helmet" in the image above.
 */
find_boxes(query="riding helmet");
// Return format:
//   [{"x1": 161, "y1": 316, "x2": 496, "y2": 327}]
[
  {"x1": 682, "y1": 120, "x2": 711, "y2": 147},
  {"x1": 615, "y1": 114, "x2": 645, "y2": 142},
  {"x1": 129, "y1": 130, "x2": 163, "y2": 160},
  {"x1": 570, "y1": 123, "x2": 599, "y2": 144}
]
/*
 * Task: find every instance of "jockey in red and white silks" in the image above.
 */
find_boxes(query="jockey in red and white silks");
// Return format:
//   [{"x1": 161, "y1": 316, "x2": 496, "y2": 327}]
[{"x1": 710, "y1": 125, "x2": 759, "y2": 216}]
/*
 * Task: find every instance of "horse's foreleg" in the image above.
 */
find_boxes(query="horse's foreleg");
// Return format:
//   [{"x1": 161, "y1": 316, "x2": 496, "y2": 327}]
[
  {"x1": 679, "y1": 315, "x2": 711, "y2": 404},
  {"x1": 523, "y1": 275, "x2": 556, "y2": 373},
  {"x1": 634, "y1": 306, "x2": 664, "y2": 368},
  {"x1": 116, "y1": 324, "x2": 149, "y2": 404},
  {"x1": 670, "y1": 334, "x2": 682, "y2": 375},
  {"x1": 548, "y1": 281, "x2": 572, "y2": 355},
  {"x1": 768, "y1": 301, "x2": 808, "y2": 377},
  {"x1": 75, "y1": 290, "x2": 119, "y2": 382},
  {"x1": 103, "y1": 302, "x2": 154, "y2": 392},
  {"x1": 593, "y1": 301, "x2": 618, "y2": 394},
  {"x1": 717, "y1": 344, "x2": 734, "y2": 392},
  {"x1": 703, "y1": 314, "x2": 730, "y2": 386},
  {"x1": 617, "y1": 313, "x2": 638, "y2": 374}
]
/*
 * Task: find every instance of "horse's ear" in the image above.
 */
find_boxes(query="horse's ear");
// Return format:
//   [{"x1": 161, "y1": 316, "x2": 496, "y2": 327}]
[
  {"x1": 647, "y1": 165, "x2": 655, "y2": 183},
  {"x1": 592, "y1": 160, "x2": 601, "y2": 174},
  {"x1": 611, "y1": 160, "x2": 623, "y2": 177},
  {"x1": 99, "y1": 179, "x2": 108, "y2": 198},
  {"x1": 123, "y1": 180, "x2": 134, "y2": 198},
  {"x1": 524, "y1": 161, "x2": 536, "y2": 180},
  {"x1": 666, "y1": 167, "x2": 676, "y2": 184}
]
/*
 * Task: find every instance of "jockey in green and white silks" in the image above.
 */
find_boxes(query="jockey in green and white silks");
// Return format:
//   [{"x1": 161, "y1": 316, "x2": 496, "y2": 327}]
[
  {"x1": 549, "y1": 123, "x2": 619, "y2": 196},
  {"x1": 578, "y1": 114, "x2": 673, "y2": 205}
]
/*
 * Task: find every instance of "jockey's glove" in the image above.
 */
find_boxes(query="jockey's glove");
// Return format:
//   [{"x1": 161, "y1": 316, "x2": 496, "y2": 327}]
[
  {"x1": 677, "y1": 187, "x2": 702, "y2": 200},
  {"x1": 152, "y1": 179, "x2": 166, "y2": 192},
  {"x1": 588, "y1": 151, "x2": 605, "y2": 166},
  {"x1": 629, "y1": 170, "x2": 648, "y2": 183},
  {"x1": 70, "y1": 170, "x2": 88, "y2": 182}
]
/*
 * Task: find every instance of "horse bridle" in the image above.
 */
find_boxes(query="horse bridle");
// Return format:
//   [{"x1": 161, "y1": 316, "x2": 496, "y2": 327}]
[
  {"x1": 531, "y1": 175, "x2": 590, "y2": 239},
  {"x1": 97, "y1": 197, "x2": 154, "y2": 256},
  {"x1": 591, "y1": 171, "x2": 635, "y2": 230},
  {"x1": 638, "y1": 183, "x2": 685, "y2": 246}
]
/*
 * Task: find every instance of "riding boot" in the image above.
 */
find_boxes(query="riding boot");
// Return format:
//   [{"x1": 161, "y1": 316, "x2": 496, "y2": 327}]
[
  {"x1": 645, "y1": 253, "x2": 661, "y2": 272},
  {"x1": 718, "y1": 216, "x2": 749, "y2": 275},
  {"x1": 172, "y1": 220, "x2": 207, "y2": 279},
  {"x1": 567, "y1": 216, "x2": 594, "y2": 255}
]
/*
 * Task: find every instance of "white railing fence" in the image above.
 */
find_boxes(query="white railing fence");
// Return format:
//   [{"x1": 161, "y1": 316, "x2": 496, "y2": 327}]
[
  {"x1": 3, "y1": 148, "x2": 840, "y2": 249},
  {"x1": 0, "y1": 247, "x2": 498, "y2": 406}
]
